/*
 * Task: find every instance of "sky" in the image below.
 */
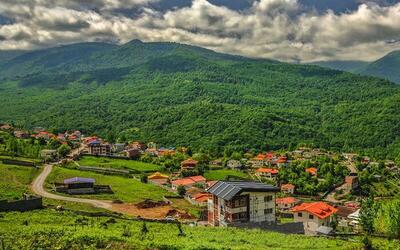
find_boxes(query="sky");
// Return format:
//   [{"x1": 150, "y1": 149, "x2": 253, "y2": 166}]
[{"x1": 0, "y1": 0, "x2": 399, "y2": 62}]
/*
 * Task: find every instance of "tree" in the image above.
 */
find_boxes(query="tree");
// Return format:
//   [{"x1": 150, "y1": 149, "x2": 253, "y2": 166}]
[
  {"x1": 140, "y1": 175, "x2": 148, "y2": 184},
  {"x1": 57, "y1": 144, "x2": 71, "y2": 158},
  {"x1": 177, "y1": 185, "x2": 186, "y2": 196},
  {"x1": 359, "y1": 196, "x2": 376, "y2": 250}
]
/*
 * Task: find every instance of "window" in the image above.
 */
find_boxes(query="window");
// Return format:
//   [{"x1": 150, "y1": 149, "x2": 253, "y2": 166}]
[
  {"x1": 298, "y1": 212, "x2": 302, "y2": 217},
  {"x1": 264, "y1": 208, "x2": 273, "y2": 214},
  {"x1": 264, "y1": 195, "x2": 273, "y2": 202},
  {"x1": 309, "y1": 214, "x2": 314, "y2": 219}
]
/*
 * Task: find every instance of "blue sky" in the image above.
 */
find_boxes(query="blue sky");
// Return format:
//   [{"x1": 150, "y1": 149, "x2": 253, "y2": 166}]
[{"x1": 0, "y1": 0, "x2": 399, "y2": 62}]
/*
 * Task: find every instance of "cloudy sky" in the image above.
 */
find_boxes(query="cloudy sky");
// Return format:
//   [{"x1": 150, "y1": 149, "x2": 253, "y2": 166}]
[{"x1": 0, "y1": 0, "x2": 399, "y2": 62}]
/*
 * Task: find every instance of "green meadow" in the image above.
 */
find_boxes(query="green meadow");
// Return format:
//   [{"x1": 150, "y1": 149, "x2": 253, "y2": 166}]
[
  {"x1": 46, "y1": 167, "x2": 172, "y2": 203},
  {"x1": 0, "y1": 163, "x2": 40, "y2": 200}
]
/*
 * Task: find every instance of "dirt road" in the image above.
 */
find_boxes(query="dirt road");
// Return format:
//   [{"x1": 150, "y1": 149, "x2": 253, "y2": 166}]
[
  {"x1": 31, "y1": 164, "x2": 189, "y2": 219},
  {"x1": 31, "y1": 164, "x2": 113, "y2": 210}
]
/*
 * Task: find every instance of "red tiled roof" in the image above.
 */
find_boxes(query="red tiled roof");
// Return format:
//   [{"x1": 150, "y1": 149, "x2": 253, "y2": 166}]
[
  {"x1": 305, "y1": 167, "x2": 317, "y2": 175},
  {"x1": 193, "y1": 193, "x2": 211, "y2": 202},
  {"x1": 276, "y1": 197, "x2": 299, "y2": 205},
  {"x1": 292, "y1": 202, "x2": 338, "y2": 219},
  {"x1": 281, "y1": 183, "x2": 295, "y2": 190},
  {"x1": 277, "y1": 156, "x2": 288, "y2": 163},
  {"x1": 171, "y1": 175, "x2": 206, "y2": 186},
  {"x1": 266, "y1": 152, "x2": 275, "y2": 159},
  {"x1": 256, "y1": 168, "x2": 279, "y2": 174}
]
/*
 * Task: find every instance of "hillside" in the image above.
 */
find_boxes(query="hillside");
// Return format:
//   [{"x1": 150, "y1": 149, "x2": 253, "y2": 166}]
[
  {"x1": 1, "y1": 40, "x2": 400, "y2": 158},
  {"x1": 360, "y1": 50, "x2": 400, "y2": 84},
  {"x1": 310, "y1": 60, "x2": 369, "y2": 73},
  {"x1": 310, "y1": 51, "x2": 400, "y2": 84}
]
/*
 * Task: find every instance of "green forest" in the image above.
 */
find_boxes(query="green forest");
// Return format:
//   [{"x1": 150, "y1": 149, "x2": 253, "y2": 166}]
[{"x1": 1, "y1": 41, "x2": 400, "y2": 160}]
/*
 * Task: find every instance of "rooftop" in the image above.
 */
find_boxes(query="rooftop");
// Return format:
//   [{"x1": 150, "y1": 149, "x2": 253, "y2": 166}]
[
  {"x1": 207, "y1": 181, "x2": 279, "y2": 200},
  {"x1": 292, "y1": 202, "x2": 337, "y2": 219},
  {"x1": 64, "y1": 177, "x2": 95, "y2": 184},
  {"x1": 276, "y1": 197, "x2": 299, "y2": 205}
]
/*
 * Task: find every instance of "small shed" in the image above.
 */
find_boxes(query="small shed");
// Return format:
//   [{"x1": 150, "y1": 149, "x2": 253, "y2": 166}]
[{"x1": 64, "y1": 177, "x2": 95, "y2": 189}]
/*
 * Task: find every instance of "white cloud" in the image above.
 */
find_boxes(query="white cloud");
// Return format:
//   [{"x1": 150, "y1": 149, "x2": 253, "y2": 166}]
[{"x1": 0, "y1": 0, "x2": 399, "y2": 62}]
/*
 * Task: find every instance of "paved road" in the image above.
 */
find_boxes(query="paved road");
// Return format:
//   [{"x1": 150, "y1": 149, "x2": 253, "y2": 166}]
[{"x1": 31, "y1": 164, "x2": 112, "y2": 210}]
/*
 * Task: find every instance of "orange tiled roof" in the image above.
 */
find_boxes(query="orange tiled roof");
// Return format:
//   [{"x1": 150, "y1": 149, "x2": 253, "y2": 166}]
[
  {"x1": 181, "y1": 158, "x2": 198, "y2": 165},
  {"x1": 193, "y1": 193, "x2": 212, "y2": 202},
  {"x1": 276, "y1": 197, "x2": 299, "y2": 205},
  {"x1": 281, "y1": 183, "x2": 295, "y2": 190},
  {"x1": 292, "y1": 202, "x2": 338, "y2": 219},
  {"x1": 305, "y1": 167, "x2": 317, "y2": 175},
  {"x1": 256, "y1": 168, "x2": 279, "y2": 174},
  {"x1": 171, "y1": 175, "x2": 206, "y2": 186},
  {"x1": 277, "y1": 156, "x2": 288, "y2": 163}
]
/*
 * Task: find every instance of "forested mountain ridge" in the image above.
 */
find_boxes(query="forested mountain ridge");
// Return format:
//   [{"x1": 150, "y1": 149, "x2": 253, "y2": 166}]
[
  {"x1": 1, "y1": 40, "x2": 400, "y2": 160},
  {"x1": 359, "y1": 50, "x2": 400, "y2": 84},
  {"x1": 310, "y1": 50, "x2": 400, "y2": 84}
]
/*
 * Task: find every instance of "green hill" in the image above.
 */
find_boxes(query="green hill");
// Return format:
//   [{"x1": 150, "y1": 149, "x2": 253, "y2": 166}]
[
  {"x1": 309, "y1": 60, "x2": 369, "y2": 73},
  {"x1": 360, "y1": 50, "x2": 400, "y2": 84},
  {"x1": 1, "y1": 40, "x2": 400, "y2": 159}
]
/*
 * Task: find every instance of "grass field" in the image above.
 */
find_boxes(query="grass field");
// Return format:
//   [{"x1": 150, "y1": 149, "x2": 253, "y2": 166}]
[
  {"x1": 46, "y1": 167, "x2": 173, "y2": 203},
  {"x1": 0, "y1": 163, "x2": 40, "y2": 200},
  {"x1": 0, "y1": 209, "x2": 383, "y2": 250},
  {"x1": 204, "y1": 169, "x2": 250, "y2": 181},
  {"x1": 76, "y1": 156, "x2": 162, "y2": 173}
]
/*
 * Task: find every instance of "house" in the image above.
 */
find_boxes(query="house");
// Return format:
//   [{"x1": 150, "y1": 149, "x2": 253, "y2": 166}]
[
  {"x1": 281, "y1": 183, "x2": 295, "y2": 194},
  {"x1": 305, "y1": 167, "x2": 317, "y2": 176},
  {"x1": 13, "y1": 130, "x2": 30, "y2": 139},
  {"x1": 88, "y1": 141, "x2": 111, "y2": 155},
  {"x1": 250, "y1": 154, "x2": 267, "y2": 168},
  {"x1": 34, "y1": 131, "x2": 56, "y2": 140},
  {"x1": 148, "y1": 172, "x2": 169, "y2": 185},
  {"x1": 276, "y1": 197, "x2": 301, "y2": 211},
  {"x1": 171, "y1": 175, "x2": 206, "y2": 190},
  {"x1": 276, "y1": 156, "x2": 288, "y2": 167},
  {"x1": 180, "y1": 158, "x2": 198, "y2": 171},
  {"x1": 210, "y1": 159, "x2": 223, "y2": 167},
  {"x1": 129, "y1": 141, "x2": 147, "y2": 151},
  {"x1": 335, "y1": 205, "x2": 358, "y2": 228},
  {"x1": 184, "y1": 187, "x2": 211, "y2": 206},
  {"x1": 226, "y1": 160, "x2": 243, "y2": 169},
  {"x1": 345, "y1": 175, "x2": 359, "y2": 191},
  {"x1": 125, "y1": 148, "x2": 141, "y2": 159},
  {"x1": 292, "y1": 202, "x2": 338, "y2": 235},
  {"x1": 158, "y1": 148, "x2": 176, "y2": 157},
  {"x1": 255, "y1": 168, "x2": 279, "y2": 179},
  {"x1": 0, "y1": 124, "x2": 13, "y2": 130},
  {"x1": 191, "y1": 193, "x2": 212, "y2": 206},
  {"x1": 207, "y1": 181, "x2": 279, "y2": 227}
]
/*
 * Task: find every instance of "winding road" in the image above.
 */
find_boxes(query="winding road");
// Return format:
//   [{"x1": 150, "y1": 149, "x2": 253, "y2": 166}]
[{"x1": 31, "y1": 164, "x2": 113, "y2": 210}]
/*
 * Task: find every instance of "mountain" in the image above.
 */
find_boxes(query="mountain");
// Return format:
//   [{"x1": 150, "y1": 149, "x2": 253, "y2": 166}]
[
  {"x1": 310, "y1": 51, "x2": 400, "y2": 84},
  {"x1": 1, "y1": 40, "x2": 400, "y2": 159},
  {"x1": 309, "y1": 60, "x2": 369, "y2": 73},
  {"x1": 360, "y1": 50, "x2": 400, "y2": 84},
  {"x1": 0, "y1": 50, "x2": 27, "y2": 64}
]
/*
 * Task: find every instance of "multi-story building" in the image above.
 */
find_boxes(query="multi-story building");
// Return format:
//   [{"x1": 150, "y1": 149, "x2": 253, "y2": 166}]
[
  {"x1": 88, "y1": 141, "x2": 111, "y2": 155},
  {"x1": 207, "y1": 181, "x2": 279, "y2": 227}
]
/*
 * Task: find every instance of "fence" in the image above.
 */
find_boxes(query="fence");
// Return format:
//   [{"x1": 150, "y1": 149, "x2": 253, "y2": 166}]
[
  {"x1": 2, "y1": 159, "x2": 36, "y2": 167},
  {"x1": 0, "y1": 196, "x2": 43, "y2": 212}
]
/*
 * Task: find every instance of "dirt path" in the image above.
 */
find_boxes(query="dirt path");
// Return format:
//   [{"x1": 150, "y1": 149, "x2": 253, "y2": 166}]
[
  {"x1": 31, "y1": 164, "x2": 113, "y2": 210},
  {"x1": 31, "y1": 164, "x2": 190, "y2": 219}
]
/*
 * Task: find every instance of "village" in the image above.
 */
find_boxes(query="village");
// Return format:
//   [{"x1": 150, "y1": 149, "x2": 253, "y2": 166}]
[{"x1": 1, "y1": 123, "x2": 399, "y2": 237}]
